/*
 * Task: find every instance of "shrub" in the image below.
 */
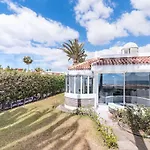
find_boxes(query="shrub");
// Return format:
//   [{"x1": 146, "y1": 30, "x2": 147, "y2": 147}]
[
  {"x1": 0, "y1": 70, "x2": 65, "y2": 110},
  {"x1": 116, "y1": 106, "x2": 150, "y2": 135}
]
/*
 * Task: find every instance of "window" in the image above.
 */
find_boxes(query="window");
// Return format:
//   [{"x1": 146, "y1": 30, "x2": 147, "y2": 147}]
[
  {"x1": 69, "y1": 76, "x2": 74, "y2": 93},
  {"x1": 89, "y1": 77, "x2": 93, "y2": 94},
  {"x1": 66, "y1": 75, "x2": 69, "y2": 93},
  {"x1": 66, "y1": 75, "x2": 93, "y2": 95},
  {"x1": 100, "y1": 73, "x2": 123, "y2": 103},
  {"x1": 76, "y1": 75, "x2": 81, "y2": 94},
  {"x1": 82, "y1": 76, "x2": 88, "y2": 94},
  {"x1": 125, "y1": 72, "x2": 150, "y2": 99}
]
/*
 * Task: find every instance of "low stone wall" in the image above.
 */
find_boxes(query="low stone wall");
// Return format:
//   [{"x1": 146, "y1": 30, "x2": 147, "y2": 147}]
[{"x1": 65, "y1": 96, "x2": 94, "y2": 107}]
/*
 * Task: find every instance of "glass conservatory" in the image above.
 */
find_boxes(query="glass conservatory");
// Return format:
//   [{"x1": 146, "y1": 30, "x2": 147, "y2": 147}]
[
  {"x1": 64, "y1": 43, "x2": 150, "y2": 109},
  {"x1": 65, "y1": 70, "x2": 95, "y2": 109}
]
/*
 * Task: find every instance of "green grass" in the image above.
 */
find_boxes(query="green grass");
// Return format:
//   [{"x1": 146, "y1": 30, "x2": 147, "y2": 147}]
[{"x1": 0, "y1": 94, "x2": 107, "y2": 150}]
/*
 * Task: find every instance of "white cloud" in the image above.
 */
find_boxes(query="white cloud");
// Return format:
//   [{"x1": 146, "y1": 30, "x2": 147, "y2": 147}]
[
  {"x1": 118, "y1": 10, "x2": 150, "y2": 36},
  {"x1": 138, "y1": 44, "x2": 150, "y2": 53},
  {"x1": 130, "y1": 0, "x2": 150, "y2": 16},
  {"x1": 86, "y1": 43, "x2": 150, "y2": 59},
  {"x1": 75, "y1": 0, "x2": 113, "y2": 25},
  {"x1": 86, "y1": 19, "x2": 127, "y2": 44},
  {"x1": 131, "y1": 0, "x2": 150, "y2": 10},
  {"x1": 0, "y1": 44, "x2": 70, "y2": 71},
  {"x1": 0, "y1": 2, "x2": 79, "y2": 47},
  {"x1": 86, "y1": 45, "x2": 122, "y2": 59},
  {"x1": 0, "y1": 0, "x2": 79, "y2": 47},
  {"x1": 0, "y1": 0, "x2": 79, "y2": 71},
  {"x1": 75, "y1": 0, "x2": 121, "y2": 45},
  {"x1": 75, "y1": 0, "x2": 150, "y2": 45}
]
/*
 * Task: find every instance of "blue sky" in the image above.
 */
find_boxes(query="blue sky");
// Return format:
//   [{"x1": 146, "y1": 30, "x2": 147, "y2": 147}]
[{"x1": 0, "y1": 0, "x2": 150, "y2": 71}]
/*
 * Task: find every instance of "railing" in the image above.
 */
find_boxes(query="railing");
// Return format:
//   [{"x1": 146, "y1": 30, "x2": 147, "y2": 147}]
[
  {"x1": 0, "y1": 96, "x2": 38, "y2": 111},
  {"x1": 99, "y1": 95, "x2": 150, "y2": 107}
]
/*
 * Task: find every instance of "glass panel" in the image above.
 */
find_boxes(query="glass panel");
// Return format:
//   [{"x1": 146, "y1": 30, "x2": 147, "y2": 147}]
[
  {"x1": 82, "y1": 76, "x2": 88, "y2": 94},
  {"x1": 66, "y1": 75, "x2": 69, "y2": 93},
  {"x1": 89, "y1": 77, "x2": 93, "y2": 94},
  {"x1": 125, "y1": 72, "x2": 150, "y2": 103},
  {"x1": 69, "y1": 76, "x2": 74, "y2": 93},
  {"x1": 100, "y1": 73, "x2": 123, "y2": 103},
  {"x1": 76, "y1": 75, "x2": 81, "y2": 94}
]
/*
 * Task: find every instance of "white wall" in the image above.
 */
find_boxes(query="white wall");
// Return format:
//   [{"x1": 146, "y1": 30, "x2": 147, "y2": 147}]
[
  {"x1": 65, "y1": 93, "x2": 95, "y2": 99},
  {"x1": 67, "y1": 70, "x2": 93, "y2": 76},
  {"x1": 92, "y1": 64, "x2": 150, "y2": 74}
]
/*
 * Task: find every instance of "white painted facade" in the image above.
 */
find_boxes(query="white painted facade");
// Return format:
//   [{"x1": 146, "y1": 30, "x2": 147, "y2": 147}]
[
  {"x1": 65, "y1": 43, "x2": 150, "y2": 108},
  {"x1": 91, "y1": 64, "x2": 150, "y2": 74},
  {"x1": 66, "y1": 63, "x2": 150, "y2": 108},
  {"x1": 65, "y1": 93, "x2": 95, "y2": 99}
]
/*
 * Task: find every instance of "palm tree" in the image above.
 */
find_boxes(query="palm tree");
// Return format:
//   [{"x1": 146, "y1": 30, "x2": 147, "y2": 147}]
[
  {"x1": 46, "y1": 69, "x2": 51, "y2": 72},
  {"x1": 35, "y1": 67, "x2": 43, "y2": 72},
  {"x1": 23, "y1": 56, "x2": 33, "y2": 71},
  {"x1": 6, "y1": 65, "x2": 10, "y2": 71},
  {"x1": 60, "y1": 39, "x2": 87, "y2": 65}
]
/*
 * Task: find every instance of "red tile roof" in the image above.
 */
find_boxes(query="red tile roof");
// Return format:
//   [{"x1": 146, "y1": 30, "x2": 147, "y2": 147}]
[
  {"x1": 68, "y1": 58, "x2": 99, "y2": 70},
  {"x1": 68, "y1": 56, "x2": 150, "y2": 70}
]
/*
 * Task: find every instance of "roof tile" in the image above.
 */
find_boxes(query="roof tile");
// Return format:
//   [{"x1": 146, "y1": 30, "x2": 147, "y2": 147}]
[{"x1": 68, "y1": 56, "x2": 150, "y2": 70}]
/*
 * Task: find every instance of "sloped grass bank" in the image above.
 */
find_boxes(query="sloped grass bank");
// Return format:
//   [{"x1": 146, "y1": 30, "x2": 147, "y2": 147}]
[{"x1": 0, "y1": 94, "x2": 107, "y2": 150}]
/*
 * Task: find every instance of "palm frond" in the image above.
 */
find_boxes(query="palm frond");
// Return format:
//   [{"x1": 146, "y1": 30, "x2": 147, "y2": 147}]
[{"x1": 60, "y1": 39, "x2": 87, "y2": 65}]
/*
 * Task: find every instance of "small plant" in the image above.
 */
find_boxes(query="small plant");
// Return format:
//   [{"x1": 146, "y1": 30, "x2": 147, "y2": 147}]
[{"x1": 98, "y1": 125, "x2": 118, "y2": 148}]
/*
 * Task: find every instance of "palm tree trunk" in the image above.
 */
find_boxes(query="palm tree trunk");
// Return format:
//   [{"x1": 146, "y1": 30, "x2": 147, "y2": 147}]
[
  {"x1": 73, "y1": 59, "x2": 78, "y2": 65},
  {"x1": 28, "y1": 64, "x2": 29, "y2": 71}
]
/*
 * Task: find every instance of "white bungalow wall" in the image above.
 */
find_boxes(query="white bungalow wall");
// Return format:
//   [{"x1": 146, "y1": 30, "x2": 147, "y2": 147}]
[
  {"x1": 67, "y1": 64, "x2": 150, "y2": 108},
  {"x1": 93, "y1": 73, "x2": 99, "y2": 108},
  {"x1": 91, "y1": 64, "x2": 150, "y2": 74},
  {"x1": 67, "y1": 70, "x2": 93, "y2": 76}
]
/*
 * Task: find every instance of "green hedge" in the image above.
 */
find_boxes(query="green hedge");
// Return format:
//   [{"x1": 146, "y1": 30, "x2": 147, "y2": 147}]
[{"x1": 0, "y1": 70, "x2": 65, "y2": 109}]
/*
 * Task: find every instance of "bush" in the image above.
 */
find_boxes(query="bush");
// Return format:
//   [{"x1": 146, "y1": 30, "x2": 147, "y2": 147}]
[
  {"x1": 0, "y1": 70, "x2": 65, "y2": 110},
  {"x1": 117, "y1": 106, "x2": 150, "y2": 135},
  {"x1": 74, "y1": 108, "x2": 118, "y2": 148}
]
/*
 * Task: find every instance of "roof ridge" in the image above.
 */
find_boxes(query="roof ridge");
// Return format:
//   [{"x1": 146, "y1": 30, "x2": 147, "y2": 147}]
[{"x1": 68, "y1": 56, "x2": 150, "y2": 70}]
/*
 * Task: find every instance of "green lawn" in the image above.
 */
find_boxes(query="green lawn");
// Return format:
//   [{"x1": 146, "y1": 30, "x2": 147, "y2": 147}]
[{"x1": 0, "y1": 94, "x2": 107, "y2": 150}]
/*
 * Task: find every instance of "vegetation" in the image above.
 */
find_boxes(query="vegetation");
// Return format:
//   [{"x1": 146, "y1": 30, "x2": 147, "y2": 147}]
[
  {"x1": 74, "y1": 108, "x2": 118, "y2": 148},
  {"x1": 0, "y1": 70, "x2": 65, "y2": 110},
  {"x1": 46, "y1": 68, "x2": 51, "y2": 71},
  {"x1": 34, "y1": 67, "x2": 43, "y2": 72},
  {"x1": 6, "y1": 66, "x2": 11, "y2": 71},
  {"x1": 60, "y1": 39, "x2": 87, "y2": 65},
  {"x1": 116, "y1": 106, "x2": 150, "y2": 136},
  {"x1": 0, "y1": 94, "x2": 107, "y2": 150},
  {"x1": 23, "y1": 56, "x2": 33, "y2": 71},
  {"x1": 0, "y1": 65, "x2": 3, "y2": 69}
]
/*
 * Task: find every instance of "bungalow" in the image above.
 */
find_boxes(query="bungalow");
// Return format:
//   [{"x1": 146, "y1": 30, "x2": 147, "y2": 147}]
[{"x1": 64, "y1": 43, "x2": 150, "y2": 110}]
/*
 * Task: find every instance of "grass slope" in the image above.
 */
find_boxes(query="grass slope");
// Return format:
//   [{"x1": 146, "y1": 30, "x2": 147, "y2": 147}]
[{"x1": 0, "y1": 94, "x2": 107, "y2": 150}]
